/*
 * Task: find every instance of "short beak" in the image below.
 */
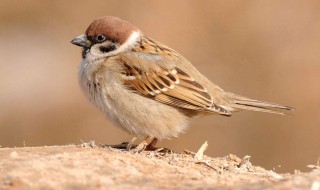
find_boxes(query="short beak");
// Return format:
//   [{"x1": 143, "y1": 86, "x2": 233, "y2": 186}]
[{"x1": 71, "y1": 34, "x2": 91, "y2": 48}]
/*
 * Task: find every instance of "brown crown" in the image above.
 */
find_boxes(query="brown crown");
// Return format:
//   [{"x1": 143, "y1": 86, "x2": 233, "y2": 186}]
[{"x1": 85, "y1": 16, "x2": 139, "y2": 45}]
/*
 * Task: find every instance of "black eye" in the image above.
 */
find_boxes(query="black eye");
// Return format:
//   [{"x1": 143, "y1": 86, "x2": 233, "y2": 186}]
[{"x1": 95, "y1": 35, "x2": 106, "y2": 43}]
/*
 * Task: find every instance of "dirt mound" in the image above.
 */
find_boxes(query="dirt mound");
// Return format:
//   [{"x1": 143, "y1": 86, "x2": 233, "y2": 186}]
[{"x1": 0, "y1": 143, "x2": 319, "y2": 190}]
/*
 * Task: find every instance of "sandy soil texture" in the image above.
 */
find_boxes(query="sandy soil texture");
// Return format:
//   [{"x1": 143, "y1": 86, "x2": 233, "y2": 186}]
[{"x1": 0, "y1": 143, "x2": 319, "y2": 190}]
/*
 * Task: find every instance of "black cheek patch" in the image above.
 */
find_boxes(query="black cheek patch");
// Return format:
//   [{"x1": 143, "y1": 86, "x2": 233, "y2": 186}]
[{"x1": 100, "y1": 45, "x2": 116, "y2": 53}]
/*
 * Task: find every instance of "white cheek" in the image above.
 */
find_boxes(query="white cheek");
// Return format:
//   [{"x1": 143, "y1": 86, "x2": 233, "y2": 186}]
[
  {"x1": 89, "y1": 41, "x2": 117, "y2": 58},
  {"x1": 90, "y1": 45, "x2": 103, "y2": 55},
  {"x1": 86, "y1": 31, "x2": 141, "y2": 62}
]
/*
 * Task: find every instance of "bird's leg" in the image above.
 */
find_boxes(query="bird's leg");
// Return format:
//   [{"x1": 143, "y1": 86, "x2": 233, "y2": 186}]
[
  {"x1": 145, "y1": 138, "x2": 173, "y2": 153},
  {"x1": 145, "y1": 138, "x2": 158, "y2": 151},
  {"x1": 126, "y1": 137, "x2": 137, "y2": 150},
  {"x1": 132, "y1": 136, "x2": 154, "y2": 153}
]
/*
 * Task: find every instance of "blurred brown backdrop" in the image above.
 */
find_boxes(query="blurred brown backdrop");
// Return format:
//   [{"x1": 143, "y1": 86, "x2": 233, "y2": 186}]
[{"x1": 0, "y1": 0, "x2": 319, "y2": 173}]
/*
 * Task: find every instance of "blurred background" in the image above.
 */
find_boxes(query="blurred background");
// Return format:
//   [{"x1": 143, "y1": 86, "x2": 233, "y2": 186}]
[{"x1": 0, "y1": 0, "x2": 319, "y2": 173}]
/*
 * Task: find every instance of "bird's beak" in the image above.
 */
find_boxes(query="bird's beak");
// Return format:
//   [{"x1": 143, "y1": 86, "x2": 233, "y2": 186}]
[{"x1": 71, "y1": 34, "x2": 91, "y2": 48}]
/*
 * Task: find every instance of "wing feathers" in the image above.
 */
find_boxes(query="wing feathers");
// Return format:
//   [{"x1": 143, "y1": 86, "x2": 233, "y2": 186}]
[
  {"x1": 120, "y1": 52, "x2": 230, "y2": 115},
  {"x1": 155, "y1": 94, "x2": 201, "y2": 110},
  {"x1": 175, "y1": 67, "x2": 194, "y2": 81}
]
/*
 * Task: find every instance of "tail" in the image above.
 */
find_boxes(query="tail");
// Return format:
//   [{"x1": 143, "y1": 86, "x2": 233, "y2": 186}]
[{"x1": 225, "y1": 92, "x2": 293, "y2": 115}]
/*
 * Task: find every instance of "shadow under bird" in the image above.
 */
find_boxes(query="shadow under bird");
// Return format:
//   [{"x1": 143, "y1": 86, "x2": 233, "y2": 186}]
[{"x1": 71, "y1": 16, "x2": 292, "y2": 151}]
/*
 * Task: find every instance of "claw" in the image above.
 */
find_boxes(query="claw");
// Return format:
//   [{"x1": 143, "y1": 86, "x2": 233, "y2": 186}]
[
  {"x1": 132, "y1": 136, "x2": 158, "y2": 153},
  {"x1": 126, "y1": 137, "x2": 137, "y2": 150}
]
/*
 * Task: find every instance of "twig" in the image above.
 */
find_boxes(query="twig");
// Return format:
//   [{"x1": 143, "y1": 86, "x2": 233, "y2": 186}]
[
  {"x1": 184, "y1": 149, "x2": 196, "y2": 155},
  {"x1": 194, "y1": 141, "x2": 208, "y2": 161},
  {"x1": 195, "y1": 160, "x2": 217, "y2": 171},
  {"x1": 307, "y1": 165, "x2": 320, "y2": 169},
  {"x1": 307, "y1": 156, "x2": 320, "y2": 170}
]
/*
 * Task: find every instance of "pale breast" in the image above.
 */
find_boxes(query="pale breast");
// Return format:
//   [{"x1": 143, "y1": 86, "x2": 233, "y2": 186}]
[{"x1": 78, "y1": 58, "x2": 192, "y2": 139}]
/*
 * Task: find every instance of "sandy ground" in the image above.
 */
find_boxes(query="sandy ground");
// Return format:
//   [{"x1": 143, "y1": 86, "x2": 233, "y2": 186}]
[{"x1": 0, "y1": 143, "x2": 319, "y2": 190}]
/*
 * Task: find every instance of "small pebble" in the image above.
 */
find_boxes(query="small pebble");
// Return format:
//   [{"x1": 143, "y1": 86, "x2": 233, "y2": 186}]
[{"x1": 10, "y1": 151, "x2": 19, "y2": 159}]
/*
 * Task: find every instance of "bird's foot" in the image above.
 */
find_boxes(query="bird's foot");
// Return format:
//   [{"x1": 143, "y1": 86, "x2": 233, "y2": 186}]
[
  {"x1": 131, "y1": 136, "x2": 158, "y2": 153},
  {"x1": 103, "y1": 136, "x2": 165, "y2": 153}
]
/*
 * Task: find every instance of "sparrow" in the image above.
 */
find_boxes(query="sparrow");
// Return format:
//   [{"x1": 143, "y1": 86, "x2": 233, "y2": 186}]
[{"x1": 71, "y1": 16, "x2": 292, "y2": 151}]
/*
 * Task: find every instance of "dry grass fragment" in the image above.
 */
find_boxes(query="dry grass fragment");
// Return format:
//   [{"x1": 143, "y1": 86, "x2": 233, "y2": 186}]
[{"x1": 194, "y1": 141, "x2": 208, "y2": 161}]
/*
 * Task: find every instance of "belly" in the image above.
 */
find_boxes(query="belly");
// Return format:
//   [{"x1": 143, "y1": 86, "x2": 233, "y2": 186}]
[
  {"x1": 78, "y1": 57, "x2": 194, "y2": 139},
  {"x1": 82, "y1": 80, "x2": 191, "y2": 139}
]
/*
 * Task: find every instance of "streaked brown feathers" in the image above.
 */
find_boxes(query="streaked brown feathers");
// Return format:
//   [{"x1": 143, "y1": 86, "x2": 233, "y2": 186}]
[
  {"x1": 119, "y1": 50, "x2": 231, "y2": 116},
  {"x1": 117, "y1": 36, "x2": 291, "y2": 116}
]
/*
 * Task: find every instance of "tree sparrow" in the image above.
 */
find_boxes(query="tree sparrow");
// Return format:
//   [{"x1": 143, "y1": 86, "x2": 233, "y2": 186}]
[{"x1": 71, "y1": 16, "x2": 292, "y2": 151}]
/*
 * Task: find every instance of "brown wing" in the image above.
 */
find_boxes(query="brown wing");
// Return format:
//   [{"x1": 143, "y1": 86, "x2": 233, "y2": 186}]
[{"x1": 119, "y1": 52, "x2": 231, "y2": 116}]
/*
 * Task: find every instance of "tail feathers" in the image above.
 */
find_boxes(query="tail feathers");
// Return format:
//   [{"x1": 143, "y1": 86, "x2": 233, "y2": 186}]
[
  {"x1": 230, "y1": 104, "x2": 290, "y2": 115},
  {"x1": 226, "y1": 93, "x2": 293, "y2": 115}
]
